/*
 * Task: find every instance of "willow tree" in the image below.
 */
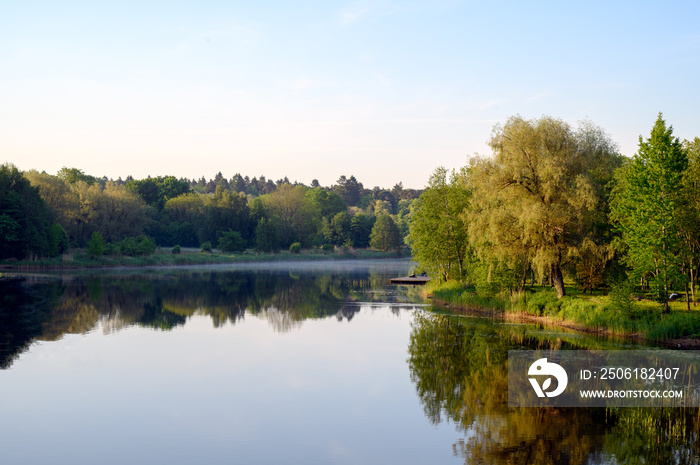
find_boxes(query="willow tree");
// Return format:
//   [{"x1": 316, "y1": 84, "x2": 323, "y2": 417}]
[
  {"x1": 467, "y1": 115, "x2": 619, "y2": 298},
  {"x1": 610, "y1": 114, "x2": 688, "y2": 313}
]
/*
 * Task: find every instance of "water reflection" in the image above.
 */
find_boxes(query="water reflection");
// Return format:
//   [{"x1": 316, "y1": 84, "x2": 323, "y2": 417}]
[
  {"x1": 1, "y1": 261, "x2": 422, "y2": 369},
  {"x1": 407, "y1": 311, "x2": 700, "y2": 464}
]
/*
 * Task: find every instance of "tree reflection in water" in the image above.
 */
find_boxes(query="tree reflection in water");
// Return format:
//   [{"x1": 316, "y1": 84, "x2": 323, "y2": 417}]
[
  {"x1": 1, "y1": 266, "x2": 419, "y2": 369},
  {"x1": 407, "y1": 311, "x2": 700, "y2": 465}
]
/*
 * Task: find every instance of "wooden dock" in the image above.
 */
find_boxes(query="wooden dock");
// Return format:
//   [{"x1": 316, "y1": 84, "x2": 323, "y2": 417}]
[{"x1": 389, "y1": 276, "x2": 431, "y2": 285}]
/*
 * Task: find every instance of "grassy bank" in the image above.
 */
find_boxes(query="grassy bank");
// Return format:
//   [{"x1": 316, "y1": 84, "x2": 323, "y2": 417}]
[
  {"x1": 0, "y1": 247, "x2": 406, "y2": 271},
  {"x1": 428, "y1": 280, "x2": 700, "y2": 342}
]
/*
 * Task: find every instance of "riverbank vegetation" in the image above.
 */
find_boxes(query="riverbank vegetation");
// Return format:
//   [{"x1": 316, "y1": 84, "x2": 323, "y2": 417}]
[
  {"x1": 409, "y1": 113, "x2": 700, "y2": 340},
  {"x1": 0, "y1": 165, "x2": 417, "y2": 267}
]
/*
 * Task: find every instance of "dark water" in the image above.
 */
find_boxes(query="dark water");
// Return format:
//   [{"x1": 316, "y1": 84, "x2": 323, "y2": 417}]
[{"x1": 1, "y1": 259, "x2": 698, "y2": 464}]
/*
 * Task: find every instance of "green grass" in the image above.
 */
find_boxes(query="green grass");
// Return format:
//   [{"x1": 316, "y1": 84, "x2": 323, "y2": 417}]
[
  {"x1": 0, "y1": 247, "x2": 403, "y2": 271},
  {"x1": 428, "y1": 280, "x2": 700, "y2": 341}
]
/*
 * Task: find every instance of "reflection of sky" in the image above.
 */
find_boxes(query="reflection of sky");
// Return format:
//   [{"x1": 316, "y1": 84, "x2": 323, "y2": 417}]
[{"x1": 0, "y1": 307, "x2": 462, "y2": 464}]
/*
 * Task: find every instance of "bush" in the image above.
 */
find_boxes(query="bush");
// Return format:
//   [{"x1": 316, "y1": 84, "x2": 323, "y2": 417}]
[
  {"x1": 117, "y1": 237, "x2": 138, "y2": 256},
  {"x1": 322, "y1": 244, "x2": 334, "y2": 253},
  {"x1": 218, "y1": 230, "x2": 246, "y2": 253},
  {"x1": 114, "y1": 236, "x2": 156, "y2": 256},
  {"x1": 171, "y1": 245, "x2": 181, "y2": 254},
  {"x1": 136, "y1": 236, "x2": 156, "y2": 256},
  {"x1": 289, "y1": 242, "x2": 301, "y2": 254},
  {"x1": 104, "y1": 243, "x2": 120, "y2": 256},
  {"x1": 201, "y1": 241, "x2": 212, "y2": 253},
  {"x1": 87, "y1": 232, "x2": 105, "y2": 258}
]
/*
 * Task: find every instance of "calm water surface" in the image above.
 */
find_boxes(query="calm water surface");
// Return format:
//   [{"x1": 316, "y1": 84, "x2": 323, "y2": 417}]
[{"x1": 1, "y1": 259, "x2": 698, "y2": 464}]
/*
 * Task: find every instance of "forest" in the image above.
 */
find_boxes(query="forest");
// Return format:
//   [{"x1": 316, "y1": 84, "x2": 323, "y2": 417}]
[
  {"x1": 0, "y1": 165, "x2": 419, "y2": 261},
  {"x1": 407, "y1": 113, "x2": 700, "y2": 315}
]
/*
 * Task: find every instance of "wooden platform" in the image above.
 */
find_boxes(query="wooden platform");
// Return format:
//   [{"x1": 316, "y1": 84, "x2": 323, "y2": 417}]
[{"x1": 389, "y1": 276, "x2": 431, "y2": 285}]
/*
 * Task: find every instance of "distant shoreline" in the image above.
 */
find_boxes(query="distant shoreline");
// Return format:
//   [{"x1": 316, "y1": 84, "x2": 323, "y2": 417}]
[{"x1": 0, "y1": 248, "x2": 409, "y2": 272}]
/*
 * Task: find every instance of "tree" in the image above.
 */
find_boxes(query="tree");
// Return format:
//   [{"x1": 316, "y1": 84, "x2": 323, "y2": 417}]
[
  {"x1": 407, "y1": 167, "x2": 471, "y2": 281},
  {"x1": 468, "y1": 115, "x2": 619, "y2": 298},
  {"x1": 255, "y1": 218, "x2": 281, "y2": 253},
  {"x1": 58, "y1": 167, "x2": 99, "y2": 186},
  {"x1": 126, "y1": 176, "x2": 190, "y2": 210},
  {"x1": 680, "y1": 137, "x2": 700, "y2": 305},
  {"x1": 610, "y1": 114, "x2": 688, "y2": 312},
  {"x1": 370, "y1": 215, "x2": 401, "y2": 252},
  {"x1": 323, "y1": 211, "x2": 352, "y2": 246},
  {"x1": 0, "y1": 163, "x2": 51, "y2": 259},
  {"x1": 332, "y1": 175, "x2": 363, "y2": 207},
  {"x1": 305, "y1": 188, "x2": 346, "y2": 219},
  {"x1": 261, "y1": 183, "x2": 318, "y2": 247},
  {"x1": 48, "y1": 223, "x2": 70, "y2": 257},
  {"x1": 349, "y1": 214, "x2": 374, "y2": 248}
]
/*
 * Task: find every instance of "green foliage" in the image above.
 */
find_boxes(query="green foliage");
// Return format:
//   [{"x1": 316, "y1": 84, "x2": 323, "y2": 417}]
[
  {"x1": 407, "y1": 166, "x2": 471, "y2": 281},
  {"x1": 104, "y1": 242, "x2": 120, "y2": 256},
  {"x1": 137, "y1": 236, "x2": 157, "y2": 255},
  {"x1": 126, "y1": 176, "x2": 190, "y2": 210},
  {"x1": 323, "y1": 211, "x2": 352, "y2": 246},
  {"x1": 332, "y1": 175, "x2": 363, "y2": 207},
  {"x1": 289, "y1": 242, "x2": 301, "y2": 254},
  {"x1": 171, "y1": 244, "x2": 181, "y2": 254},
  {"x1": 255, "y1": 218, "x2": 281, "y2": 253},
  {"x1": 468, "y1": 116, "x2": 620, "y2": 298},
  {"x1": 48, "y1": 223, "x2": 70, "y2": 257},
  {"x1": 87, "y1": 232, "x2": 105, "y2": 258},
  {"x1": 218, "y1": 229, "x2": 246, "y2": 253},
  {"x1": 25, "y1": 171, "x2": 149, "y2": 246},
  {"x1": 322, "y1": 243, "x2": 334, "y2": 253},
  {"x1": 369, "y1": 215, "x2": 402, "y2": 252},
  {"x1": 0, "y1": 163, "x2": 51, "y2": 259},
  {"x1": 201, "y1": 241, "x2": 213, "y2": 253},
  {"x1": 57, "y1": 167, "x2": 99, "y2": 186},
  {"x1": 349, "y1": 213, "x2": 374, "y2": 248},
  {"x1": 305, "y1": 188, "x2": 346, "y2": 218},
  {"x1": 610, "y1": 114, "x2": 688, "y2": 312},
  {"x1": 260, "y1": 184, "x2": 318, "y2": 248},
  {"x1": 609, "y1": 279, "x2": 636, "y2": 315}
]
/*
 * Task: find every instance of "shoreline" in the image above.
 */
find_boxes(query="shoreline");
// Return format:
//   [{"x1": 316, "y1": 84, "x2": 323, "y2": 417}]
[
  {"x1": 430, "y1": 296, "x2": 700, "y2": 350},
  {"x1": 0, "y1": 249, "x2": 408, "y2": 272}
]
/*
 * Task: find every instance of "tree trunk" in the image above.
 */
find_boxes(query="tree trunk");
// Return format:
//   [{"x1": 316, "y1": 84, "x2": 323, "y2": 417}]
[
  {"x1": 520, "y1": 262, "x2": 528, "y2": 292},
  {"x1": 552, "y1": 263, "x2": 566, "y2": 299},
  {"x1": 691, "y1": 267, "x2": 696, "y2": 307}
]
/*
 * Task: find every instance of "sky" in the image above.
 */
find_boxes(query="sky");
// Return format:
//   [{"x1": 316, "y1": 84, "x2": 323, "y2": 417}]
[{"x1": 2, "y1": 0, "x2": 700, "y2": 189}]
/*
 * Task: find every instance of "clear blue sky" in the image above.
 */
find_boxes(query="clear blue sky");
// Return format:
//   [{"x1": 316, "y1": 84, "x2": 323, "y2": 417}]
[{"x1": 2, "y1": 0, "x2": 699, "y2": 188}]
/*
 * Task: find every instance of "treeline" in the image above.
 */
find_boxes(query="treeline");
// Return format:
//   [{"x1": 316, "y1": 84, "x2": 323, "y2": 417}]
[
  {"x1": 0, "y1": 165, "x2": 421, "y2": 260},
  {"x1": 409, "y1": 113, "x2": 700, "y2": 311}
]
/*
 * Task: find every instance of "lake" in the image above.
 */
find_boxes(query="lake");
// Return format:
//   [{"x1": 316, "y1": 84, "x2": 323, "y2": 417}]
[{"x1": 1, "y1": 259, "x2": 698, "y2": 464}]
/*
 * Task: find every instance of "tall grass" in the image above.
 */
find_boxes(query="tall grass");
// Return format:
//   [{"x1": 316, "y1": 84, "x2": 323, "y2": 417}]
[{"x1": 429, "y1": 280, "x2": 700, "y2": 341}]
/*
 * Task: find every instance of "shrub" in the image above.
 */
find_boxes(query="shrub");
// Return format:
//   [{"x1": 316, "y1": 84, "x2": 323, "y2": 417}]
[
  {"x1": 289, "y1": 242, "x2": 301, "y2": 254},
  {"x1": 87, "y1": 232, "x2": 105, "y2": 258},
  {"x1": 218, "y1": 230, "x2": 246, "y2": 253},
  {"x1": 136, "y1": 236, "x2": 157, "y2": 256},
  {"x1": 171, "y1": 245, "x2": 181, "y2": 254},
  {"x1": 104, "y1": 243, "x2": 120, "y2": 256},
  {"x1": 322, "y1": 244, "x2": 334, "y2": 253},
  {"x1": 201, "y1": 241, "x2": 212, "y2": 253},
  {"x1": 117, "y1": 237, "x2": 138, "y2": 256}
]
